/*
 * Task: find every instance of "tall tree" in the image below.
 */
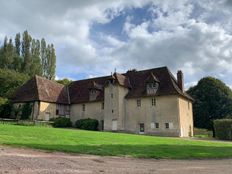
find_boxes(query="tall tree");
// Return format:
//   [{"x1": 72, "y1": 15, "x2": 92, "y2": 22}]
[
  {"x1": 48, "y1": 44, "x2": 56, "y2": 80},
  {"x1": 187, "y1": 77, "x2": 232, "y2": 129},
  {"x1": 40, "y1": 38, "x2": 47, "y2": 77},
  {"x1": 22, "y1": 31, "x2": 32, "y2": 75},
  {"x1": 15, "y1": 33, "x2": 21, "y2": 56},
  {"x1": 30, "y1": 39, "x2": 42, "y2": 76},
  {"x1": 44, "y1": 44, "x2": 51, "y2": 79}
]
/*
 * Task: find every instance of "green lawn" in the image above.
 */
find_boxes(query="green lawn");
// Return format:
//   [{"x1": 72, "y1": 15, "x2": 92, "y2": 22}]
[{"x1": 0, "y1": 124, "x2": 232, "y2": 159}]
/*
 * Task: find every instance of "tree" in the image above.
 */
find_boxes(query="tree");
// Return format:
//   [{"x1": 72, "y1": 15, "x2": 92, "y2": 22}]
[
  {"x1": 22, "y1": 31, "x2": 32, "y2": 75},
  {"x1": 0, "y1": 68, "x2": 29, "y2": 98},
  {"x1": 40, "y1": 38, "x2": 47, "y2": 77},
  {"x1": 56, "y1": 78, "x2": 72, "y2": 86},
  {"x1": 48, "y1": 44, "x2": 56, "y2": 80},
  {"x1": 30, "y1": 39, "x2": 42, "y2": 76},
  {"x1": 15, "y1": 33, "x2": 21, "y2": 56},
  {"x1": 0, "y1": 37, "x2": 15, "y2": 69},
  {"x1": 187, "y1": 77, "x2": 232, "y2": 129}
]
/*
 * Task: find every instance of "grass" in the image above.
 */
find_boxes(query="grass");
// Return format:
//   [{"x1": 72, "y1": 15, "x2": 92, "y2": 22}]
[
  {"x1": 0, "y1": 124, "x2": 232, "y2": 159},
  {"x1": 194, "y1": 128, "x2": 213, "y2": 139}
]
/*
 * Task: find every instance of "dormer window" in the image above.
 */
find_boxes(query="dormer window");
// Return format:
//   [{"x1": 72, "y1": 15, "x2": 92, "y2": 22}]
[
  {"x1": 146, "y1": 82, "x2": 159, "y2": 95},
  {"x1": 90, "y1": 89, "x2": 96, "y2": 94}
]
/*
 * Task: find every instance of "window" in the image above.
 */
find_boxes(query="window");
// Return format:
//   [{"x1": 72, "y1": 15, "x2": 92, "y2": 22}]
[
  {"x1": 165, "y1": 123, "x2": 169, "y2": 129},
  {"x1": 111, "y1": 93, "x2": 113, "y2": 98},
  {"x1": 112, "y1": 109, "x2": 114, "y2": 113},
  {"x1": 56, "y1": 109, "x2": 59, "y2": 115},
  {"x1": 82, "y1": 104, "x2": 85, "y2": 111},
  {"x1": 91, "y1": 90, "x2": 96, "y2": 94},
  {"x1": 155, "y1": 123, "x2": 159, "y2": 128},
  {"x1": 152, "y1": 98, "x2": 156, "y2": 106},
  {"x1": 137, "y1": 99, "x2": 141, "y2": 107},
  {"x1": 101, "y1": 102, "x2": 104, "y2": 110}
]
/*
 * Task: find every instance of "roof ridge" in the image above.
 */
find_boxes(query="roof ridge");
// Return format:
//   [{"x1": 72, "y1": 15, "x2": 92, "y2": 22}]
[{"x1": 35, "y1": 75, "x2": 65, "y2": 87}]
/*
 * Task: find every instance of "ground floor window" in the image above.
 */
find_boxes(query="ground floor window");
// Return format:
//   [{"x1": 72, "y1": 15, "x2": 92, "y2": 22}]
[
  {"x1": 165, "y1": 122, "x2": 173, "y2": 129},
  {"x1": 155, "y1": 122, "x2": 159, "y2": 128}
]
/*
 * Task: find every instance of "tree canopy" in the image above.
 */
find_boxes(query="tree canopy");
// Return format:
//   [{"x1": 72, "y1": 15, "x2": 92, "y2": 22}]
[
  {"x1": 0, "y1": 31, "x2": 56, "y2": 80},
  {"x1": 56, "y1": 78, "x2": 72, "y2": 86},
  {"x1": 187, "y1": 77, "x2": 232, "y2": 129},
  {"x1": 0, "y1": 68, "x2": 29, "y2": 99}
]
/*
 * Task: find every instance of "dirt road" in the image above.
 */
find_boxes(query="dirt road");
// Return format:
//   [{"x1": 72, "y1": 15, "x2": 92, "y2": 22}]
[{"x1": 0, "y1": 145, "x2": 231, "y2": 174}]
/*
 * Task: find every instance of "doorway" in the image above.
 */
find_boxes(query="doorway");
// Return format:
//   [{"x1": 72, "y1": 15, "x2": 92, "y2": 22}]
[
  {"x1": 139, "y1": 123, "x2": 145, "y2": 134},
  {"x1": 112, "y1": 119, "x2": 117, "y2": 131},
  {"x1": 101, "y1": 120, "x2": 104, "y2": 131},
  {"x1": 45, "y1": 112, "x2": 50, "y2": 121}
]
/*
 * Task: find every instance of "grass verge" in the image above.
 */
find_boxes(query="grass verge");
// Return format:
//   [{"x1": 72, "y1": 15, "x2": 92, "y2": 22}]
[{"x1": 0, "y1": 124, "x2": 231, "y2": 159}]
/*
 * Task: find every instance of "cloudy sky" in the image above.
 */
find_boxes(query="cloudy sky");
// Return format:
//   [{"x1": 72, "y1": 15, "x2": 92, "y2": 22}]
[{"x1": 0, "y1": 0, "x2": 232, "y2": 89}]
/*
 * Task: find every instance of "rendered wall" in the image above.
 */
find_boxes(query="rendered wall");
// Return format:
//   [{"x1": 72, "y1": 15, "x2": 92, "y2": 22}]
[
  {"x1": 70, "y1": 101, "x2": 104, "y2": 125},
  {"x1": 37, "y1": 102, "x2": 58, "y2": 120},
  {"x1": 178, "y1": 97, "x2": 194, "y2": 137},
  {"x1": 125, "y1": 95, "x2": 181, "y2": 136},
  {"x1": 103, "y1": 83, "x2": 128, "y2": 131}
]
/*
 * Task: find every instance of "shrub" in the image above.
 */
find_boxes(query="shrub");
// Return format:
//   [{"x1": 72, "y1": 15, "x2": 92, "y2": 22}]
[
  {"x1": 52, "y1": 117, "x2": 72, "y2": 128},
  {"x1": 0, "y1": 100, "x2": 13, "y2": 118},
  {"x1": 214, "y1": 119, "x2": 232, "y2": 140},
  {"x1": 75, "y1": 118, "x2": 99, "y2": 131},
  {"x1": 21, "y1": 103, "x2": 32, "y2": 120}
]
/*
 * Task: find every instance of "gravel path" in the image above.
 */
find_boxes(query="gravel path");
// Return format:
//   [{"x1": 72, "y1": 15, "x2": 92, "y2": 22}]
[{"x1": 0, "y1": 145, "x2": 231, "y2": 174}]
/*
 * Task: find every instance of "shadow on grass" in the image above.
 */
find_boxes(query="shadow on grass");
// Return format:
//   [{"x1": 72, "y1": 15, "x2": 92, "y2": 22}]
[{"x1": 3, "y1": 143, "x2": 232, "y2": 159}]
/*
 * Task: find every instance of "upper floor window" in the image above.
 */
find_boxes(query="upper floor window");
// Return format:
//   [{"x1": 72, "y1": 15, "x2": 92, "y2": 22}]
[
  {"x1": 137, "y1": 99, "x2": 141, "y2": 107},
  {"x1": 111, "y1": 93, "x2": 113, "y2": 98},
  {"x1": 101, "y1": 102, "x2": 104, "y2": 110},
  {"x1": 82, "y1": 104, "x2": 85, "y2": 111},
  {"x1": 152, "y1": 98, "x2": 156, "y2": 106}
]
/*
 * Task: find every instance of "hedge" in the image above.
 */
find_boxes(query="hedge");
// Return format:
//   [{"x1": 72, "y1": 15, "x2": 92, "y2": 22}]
[
  {"x1": 75, "y1": 118, "x2": 99, "y2": 131},
  {"x1": 214, "y1": 119, "x2": 232, "y2": 140},
  {"x1": 52, "y1": 117, "x2": 72, "y2": 128}
]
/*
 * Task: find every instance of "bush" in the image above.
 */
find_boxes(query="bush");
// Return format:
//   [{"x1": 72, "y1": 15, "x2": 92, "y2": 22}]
[
  {"x1": 21, "y1": 103, "x2": 32, "y2": 120},
  {"x1": 214, "y1": 119, "x2": 232, "y2": 140},
  {"x1": 52, "y1": 117, "x2": 72, "y2": 128},
  {"x1": 0, "y1": 100, "x2": 13, "y2": 118},
  {"x1": 75, "y1": 118, "x2": 99, "y2": 131}
]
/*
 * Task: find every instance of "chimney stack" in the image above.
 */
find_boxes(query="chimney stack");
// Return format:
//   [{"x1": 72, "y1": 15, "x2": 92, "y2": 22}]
[{"x1": 177, "y1": 70, "x2": 184, "y2": 91}]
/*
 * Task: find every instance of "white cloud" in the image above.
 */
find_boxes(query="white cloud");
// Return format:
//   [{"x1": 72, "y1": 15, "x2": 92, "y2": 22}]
[{"x1": 1, "y1": 0, "x2": 232, "y2": 88}]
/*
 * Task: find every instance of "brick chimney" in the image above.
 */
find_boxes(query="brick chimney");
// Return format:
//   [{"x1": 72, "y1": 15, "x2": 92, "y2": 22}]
[{"x1": 177, "y1": 70, "x2": 184, "y2": 91}]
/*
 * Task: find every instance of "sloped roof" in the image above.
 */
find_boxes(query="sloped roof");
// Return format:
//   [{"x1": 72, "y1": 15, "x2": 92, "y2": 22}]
[
  {"x1": 12, "y1": 76, "x2": 69, "y2": 104},
  {"x1": 114, "y1": 73, "x2": 132, "y2": 88},
  {"x1": 12, "y1": 66, "x2": 193, "y2": 104},
  {"x1": 69, "y1": 76, "x2": 109, "y2": 104},
  {"x1": 125, "y1": 67, "x2": 193, "y2": 100},
  {"x1": 68, "y1": 66, "x2": 193, "y2": 104}
]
